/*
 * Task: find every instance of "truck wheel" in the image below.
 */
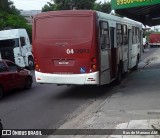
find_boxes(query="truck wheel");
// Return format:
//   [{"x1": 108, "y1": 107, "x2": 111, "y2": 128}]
[
  {"x1": 24, "y1": 77, "x2": 32, "y2": 89},
  {"x1": 0, "y1": 87, "x2": 4, "y2": 100},
  {"x1": 28, "y1": 57, "x2": 34, "y2": 70}
]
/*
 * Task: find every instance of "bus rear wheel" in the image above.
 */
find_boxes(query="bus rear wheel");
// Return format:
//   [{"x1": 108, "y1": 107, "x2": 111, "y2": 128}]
[
  {"x1": 116, "y1": 65, "x2": 123, "y2": 84},
  {"x1": 133, "y1": 56, "x2": 139, "y2": 71}
]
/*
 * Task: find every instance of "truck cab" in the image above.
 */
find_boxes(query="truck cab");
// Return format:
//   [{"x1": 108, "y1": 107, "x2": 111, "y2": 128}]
[{"x1": 0, "y1": 29, "x2": 34, "y2": 69}]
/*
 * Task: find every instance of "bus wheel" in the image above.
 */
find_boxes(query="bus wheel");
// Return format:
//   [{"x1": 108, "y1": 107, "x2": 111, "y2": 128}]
[
  {"x1": 28, "y1": 57, "x2": 34, "y2": 70},
  {"x1": 116, "y1": 65, "x2": 123, "y2": 84},
  {"x1": 133, "y1": 56, "x2": 139, "y2": 71},
  {"x1": 0, "y1": 87, "x2": 4, "y2": 100}
]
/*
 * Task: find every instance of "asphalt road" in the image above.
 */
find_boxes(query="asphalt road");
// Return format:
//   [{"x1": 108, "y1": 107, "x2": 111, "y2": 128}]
[
  {"x1": 0, "y1": 46, "x2": 160, "y2": 138},
  {"x1": 49, "y1": 46, "x2": 160, "y2": 138},
  {"x1": 140, "y1": 46, "x2": 160, "y2": 70},
  {"x1": 0, "y1": 67, "x2": 115, "y2": 129}
]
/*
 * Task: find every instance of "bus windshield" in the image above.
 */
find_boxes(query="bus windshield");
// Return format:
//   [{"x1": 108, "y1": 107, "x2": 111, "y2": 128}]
[{"x1": 35, "y1": 16, "x2": 92, "y2": 39}]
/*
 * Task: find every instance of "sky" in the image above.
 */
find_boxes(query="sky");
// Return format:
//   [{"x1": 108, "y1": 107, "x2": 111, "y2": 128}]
[{"x1": 11, "y1": 0, "x2": 105, "y2": 10}]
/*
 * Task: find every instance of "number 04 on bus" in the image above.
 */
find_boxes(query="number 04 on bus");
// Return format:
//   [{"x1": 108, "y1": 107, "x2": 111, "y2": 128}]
[{"x1": 32, "y1": 10, "x2": 143, "y2": 86}]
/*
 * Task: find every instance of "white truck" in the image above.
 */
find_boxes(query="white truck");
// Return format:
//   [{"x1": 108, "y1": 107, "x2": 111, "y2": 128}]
[{"x1": 0, "y1": 29, "x2": 34, "y2": 69}]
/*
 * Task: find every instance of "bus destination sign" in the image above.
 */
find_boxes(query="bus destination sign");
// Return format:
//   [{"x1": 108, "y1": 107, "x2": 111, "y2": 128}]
[{"x1": 112, "y1": 0, "x2": 160, "y2": 9}]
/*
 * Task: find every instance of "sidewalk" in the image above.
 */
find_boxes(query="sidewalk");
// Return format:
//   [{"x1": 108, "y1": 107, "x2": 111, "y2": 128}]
[{"x1": 48, "y1": 49, "x2": 160, "y2": 138}]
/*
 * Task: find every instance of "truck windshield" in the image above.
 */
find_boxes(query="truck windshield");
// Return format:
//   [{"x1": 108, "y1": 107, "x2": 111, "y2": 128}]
[{"x1": 0, "y1": 38, "x2": 19, "y2": 49}]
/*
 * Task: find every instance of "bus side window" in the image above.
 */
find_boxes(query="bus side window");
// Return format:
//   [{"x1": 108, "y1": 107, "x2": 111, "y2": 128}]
[
  {"x1": 132, "y1": 27, "x2": 140, "y2": 44},
  {"x1": 136, "y1": 27, "x2": 140, "y2": 43},
  {"x1": 132, "y1": 27, "x2": 136, "y2": 44},
  {"x1": 116, "y1": 23, "x2": 123, "y2": 46},
  {"x1": 123, "y1": 25, "x2": 128, "y2": 45},
  {"x1": 110, "y1": 27, "x2": 114, "y2": 48},
  {"x1": 100, "y1": 21, "x2": 110, "y2": 49}
]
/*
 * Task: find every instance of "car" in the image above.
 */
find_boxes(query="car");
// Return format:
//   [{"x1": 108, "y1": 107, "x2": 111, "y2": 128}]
[{"x1": 0, "y1": 59, "x2": 33, "y2": 99}]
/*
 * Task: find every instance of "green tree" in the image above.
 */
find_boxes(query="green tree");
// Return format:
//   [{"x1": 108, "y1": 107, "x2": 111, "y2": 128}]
[
  {"x1": 54, "y1": 0, "x2": 70, "y2": 10},
  {"x1": 0, "y1": 0, "x2": 19, "y2": 14},
  {"x1": 42, "y1": 2, "x2": 57, "y2": 12},
  {"x1": 94, "y1": 2, "x2": 111, "y2": 14},
  {"x1": 42, "y1": 0, "x2": 96, "y2": 11},
  {"x1": 94, "y1": 2, "x2": 101, "y2": 11},
  {"x1": 70, "y1": 0, "x2": 96, "y2": 10},
  {"x1": 0, "y1": 0, "x2": 9, "y2": 11},
  {"x1": 0, "y1": 0, "x2": 32, "y2": 40},
  {"x1": 0, "y1": 12, "x2": 32, "y2": 39},
  {"x1": 100, "y1": 2, "x2": 111, "y2": 13}
]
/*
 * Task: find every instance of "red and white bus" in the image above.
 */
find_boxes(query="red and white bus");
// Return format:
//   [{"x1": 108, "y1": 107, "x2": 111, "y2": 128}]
[{"x1": 32, "y1": 10, "x2": 142, "y2": 86}]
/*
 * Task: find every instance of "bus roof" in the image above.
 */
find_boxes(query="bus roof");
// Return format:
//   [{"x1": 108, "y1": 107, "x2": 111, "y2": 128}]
[
  {"x1": 34, "y1": 10, "x2": 94, "y2": 19},
  {"x1": 96, "y1": 11, "x2": 142, "y2": 28}
]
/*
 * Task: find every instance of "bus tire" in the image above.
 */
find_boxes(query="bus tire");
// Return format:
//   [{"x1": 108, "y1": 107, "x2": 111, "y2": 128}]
[
  {"x1": 116, "y1": 64, "x2": 123, "y2": 84},
  {"x1": 133, "y1": 56, "x2": 139, "y2": 71},
  {"x1": 28, "y1": 56, "x2": 34, "y2": 70},
  {"x1": 0, "y1": 86, "x2": 4, "y2": 100}
]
